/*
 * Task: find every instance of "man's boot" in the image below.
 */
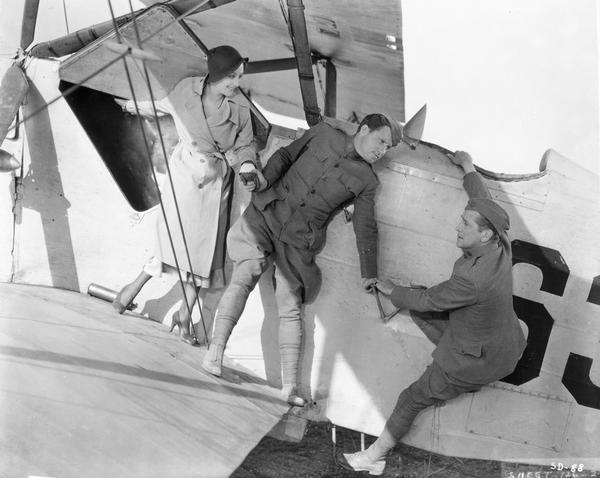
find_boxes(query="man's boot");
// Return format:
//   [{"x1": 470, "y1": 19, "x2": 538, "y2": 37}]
[
  {"x1": 280, "y1": 316, "x2": 306, "y2": 407},
  {"x1": 201, "y1": 317, "x2": 236, "y2": 377}
]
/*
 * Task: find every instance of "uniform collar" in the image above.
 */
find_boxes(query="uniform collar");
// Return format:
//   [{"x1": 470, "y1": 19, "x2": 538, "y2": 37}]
[
  {"x1": 343, "y1": 135, "x2": 362, "y2": 161},
  {"x1": 462, "y1": 240, "x2": 499, "y2": 259}
]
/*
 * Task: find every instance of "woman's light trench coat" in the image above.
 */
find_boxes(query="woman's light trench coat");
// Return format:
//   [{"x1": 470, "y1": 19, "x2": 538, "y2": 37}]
[{"x1": 130, "y1": 76, "x2": 256, "y2": 287}]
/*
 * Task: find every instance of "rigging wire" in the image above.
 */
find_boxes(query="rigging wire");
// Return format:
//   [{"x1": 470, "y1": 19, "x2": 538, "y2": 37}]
[
  {"x1": 5, "y1": 1, "x2": 239, "y2": 341},
  {"x1": 62, "y1": 0, "x2": 70, "y2": 34},
  {"x1": 105, "y1": 0, "x2": 203, "y2": 344},
  {"x1": 127, "y1": 0, "x2": 210, "y2": 342},
  {"x1": 3, "y1": 1, "x2": 244, "y2": 341},
  {"x1": 278, "y1": 0, "x2": 293, "y2": 41},
  {"x1": 314, "y1": 60, "x2": 326, "y2": 100}
]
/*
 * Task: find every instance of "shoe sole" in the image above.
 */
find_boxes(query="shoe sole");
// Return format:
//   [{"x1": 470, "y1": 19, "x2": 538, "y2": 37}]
[
  {"x1": 337, "y1": 453, "x2": 384, "y2": 476},
  {"x1": 201, "y1": 361, "x2": 222, "y2": 377}
]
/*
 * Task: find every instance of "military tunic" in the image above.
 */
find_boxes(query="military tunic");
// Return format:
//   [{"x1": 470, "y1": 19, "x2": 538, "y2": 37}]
[
  {"x1": 212, "y1": 120, "x2": 383, "y2": 392},
  {"x1": 390, "y1": 171, "x2": 526, "y2": 384},
  {"x1": 255, "y1": 121, "x2": 379, "y2": 278},
  {"x1": 372, "y1": 170, "x2": 527, "y2": 452}
]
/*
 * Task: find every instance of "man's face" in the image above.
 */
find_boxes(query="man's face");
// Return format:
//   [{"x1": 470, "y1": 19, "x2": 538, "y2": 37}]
[
  {"x1": 213, "y1": 64, "x2": 244, "y2": 97},
  {"x1": 456, "y1": 209, "x2": 488, "y2": 249},
  {"x1": 354, "y1": 125, "x2": 392, "y2": 164}
]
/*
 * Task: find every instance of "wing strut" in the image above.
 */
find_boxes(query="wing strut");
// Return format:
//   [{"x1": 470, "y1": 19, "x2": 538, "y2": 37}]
[
  {"x1": 105, "y1": 0, "x2": 209, "y2": 344},
  {"x1": 286, "y1": 0, "x2": 321, "y2": 126}
]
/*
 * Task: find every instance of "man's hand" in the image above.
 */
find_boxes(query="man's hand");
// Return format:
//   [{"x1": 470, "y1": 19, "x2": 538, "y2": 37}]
[
  {"x1": 375, "y1": 279, "x2": 396, "y2": 296},
  {"x1": 361, "y1": 277, "x2": 377, "y2": 292},
  {"x1": 447, "y1": 150, "x2": 476, "y2": 174},
  {"x1": 239, "y1": 162, "x2": 268, "y2": 192}
]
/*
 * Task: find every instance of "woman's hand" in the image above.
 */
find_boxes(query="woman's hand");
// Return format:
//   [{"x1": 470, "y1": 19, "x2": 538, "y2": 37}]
[{"x1": 239, "y1": 162, "x2": 268, "y2": 192}]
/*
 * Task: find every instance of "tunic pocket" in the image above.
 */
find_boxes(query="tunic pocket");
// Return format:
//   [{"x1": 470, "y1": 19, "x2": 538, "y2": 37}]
[{"x1": 321, "y1": 176, "x2": 352, "y2": 209}]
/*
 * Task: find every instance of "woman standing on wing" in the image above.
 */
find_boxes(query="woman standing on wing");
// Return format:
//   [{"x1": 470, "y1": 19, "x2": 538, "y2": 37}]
[{"x1": 113, "y1": 45, "x2": 260, "y2": 344}]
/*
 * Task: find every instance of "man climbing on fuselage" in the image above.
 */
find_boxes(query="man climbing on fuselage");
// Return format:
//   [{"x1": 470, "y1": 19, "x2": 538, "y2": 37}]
[
  {"x1": 202, "y1": 114, "x2": 402, "y2": 406},
  {"x1": 339, "y1": 151, "x2": 527, "y2": 476}
]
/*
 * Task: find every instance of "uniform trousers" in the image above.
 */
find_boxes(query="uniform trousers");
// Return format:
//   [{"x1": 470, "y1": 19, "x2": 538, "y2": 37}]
[
  {"x1": 211, "y1": 203, "x2": 321, "y2": 388},
  {"x1": 371, "y1": 311, "x2": 481, "y2": 456}
]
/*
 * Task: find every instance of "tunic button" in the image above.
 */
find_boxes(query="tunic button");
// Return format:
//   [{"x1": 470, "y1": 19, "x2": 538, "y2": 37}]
[
  {"x1": 300, "y1": 202, "x2": 306, "y2": 207},
  {"x1": 310, "y1": 188, "x2": 316, "y2": 194},
  {"x1": 333, "y1": 163, "x2": 340, "y2": 168}
]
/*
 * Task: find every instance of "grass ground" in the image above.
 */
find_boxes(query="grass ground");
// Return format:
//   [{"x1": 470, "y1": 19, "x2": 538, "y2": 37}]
[{"x1": 233, "y1": 421, "x2": 590, "y2": 478}]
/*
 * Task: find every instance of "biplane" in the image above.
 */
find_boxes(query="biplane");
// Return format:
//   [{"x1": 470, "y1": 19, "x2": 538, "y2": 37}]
[{"x1": 1, "y1": 0, "x2": 599, "y2": 476}]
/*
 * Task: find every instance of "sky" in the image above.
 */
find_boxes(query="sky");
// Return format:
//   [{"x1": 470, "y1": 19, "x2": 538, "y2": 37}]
[
  {"x1": 2, "y1": 0, "x2": 598, "y2": 176},
  {"x1": 402, "y1": 0, "x2": 599, "y2": 175}
]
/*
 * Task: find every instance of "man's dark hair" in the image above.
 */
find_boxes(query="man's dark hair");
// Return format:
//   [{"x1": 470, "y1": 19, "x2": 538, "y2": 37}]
[{"x1": 358, "y1": 113, "x2": 392, "y2": 132}]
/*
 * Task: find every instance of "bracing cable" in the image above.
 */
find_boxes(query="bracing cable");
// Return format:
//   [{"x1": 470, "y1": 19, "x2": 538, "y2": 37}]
[
  {"x1": 126, "y1": 0, "x2": 209, "y2": 343},
  {"x1": 126, "y1": 0, "x2": 210, "y2": 343},
  {"x1": 62, "y1": 0, "x2": 70, "y2": 34},
  {"x1": 106, "y1": 0, "x2": 205, "y2": 344},
  {"x1": 5, "y1": 1, "x2": 236, "y2": 345}
]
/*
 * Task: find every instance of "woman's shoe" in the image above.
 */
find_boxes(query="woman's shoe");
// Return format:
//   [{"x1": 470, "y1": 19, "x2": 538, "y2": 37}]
[{"x1": 170, "y1": 311, "x2": 197, "y2": 346}]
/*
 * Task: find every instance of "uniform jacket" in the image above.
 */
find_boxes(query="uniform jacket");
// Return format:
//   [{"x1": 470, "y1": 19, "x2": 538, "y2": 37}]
[
  {"x1": 390, "y1": 172, "x2": 526, "y2": 384},
  {"x1": 253, "y1": 122, "x2": 379, "y2": 278}
]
